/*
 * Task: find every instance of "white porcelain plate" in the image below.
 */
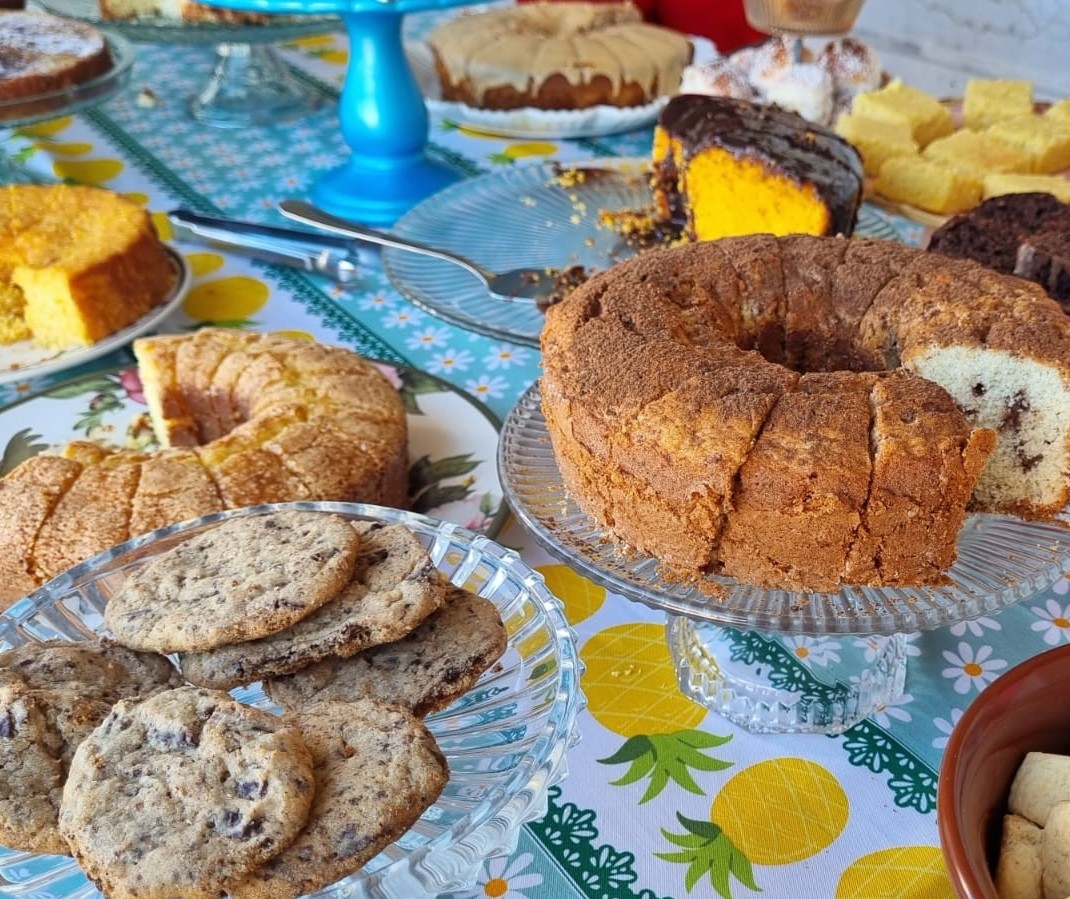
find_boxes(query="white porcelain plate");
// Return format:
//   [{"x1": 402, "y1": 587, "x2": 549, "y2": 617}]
[{"x1": 0, "y1": 249, "x2": 191, "y2": 387}]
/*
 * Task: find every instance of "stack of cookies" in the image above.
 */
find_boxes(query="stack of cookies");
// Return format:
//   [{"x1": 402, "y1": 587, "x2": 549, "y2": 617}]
[{"x1": 0, "y1": 509, "x2": 509, "y2": 898}]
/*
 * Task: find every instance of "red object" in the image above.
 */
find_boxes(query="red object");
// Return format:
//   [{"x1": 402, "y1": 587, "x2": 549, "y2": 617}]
[
  {"x1": 515, "y1": 0, "x2": 764, "y2": 53},
  {"x1": 650, "y1": 0, "x2": 764, "y2": 52}
]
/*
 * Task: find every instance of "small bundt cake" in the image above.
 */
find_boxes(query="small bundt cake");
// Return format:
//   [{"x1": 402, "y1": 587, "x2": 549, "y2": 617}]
[
  {"x1": 651, "y1": 94, "x2": 864, "y2": 243},
  {"x1": 541, "y1": 235, "x2": 1070, "y2": 592},
  {"x1": 0, "y1": 329, "x2": 408, "y2": 602},
  {"x1": 426, "y1": 1, "x2": 692, "y2": 111},
  {"x1": 0, "y1": 184, "x2": 177, "y2": 350}
]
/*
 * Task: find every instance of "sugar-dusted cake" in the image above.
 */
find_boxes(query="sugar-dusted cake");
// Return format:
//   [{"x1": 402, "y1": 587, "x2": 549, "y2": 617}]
[
  {"x1": 426, "y1": 2, "x2": 692, "y2": 110},
  {"x1": 0, "y1": 11, "x2": 112, "y2": 111},
  {"x1": 0, "y1": 329, "x2": 410, "y2": 602},
  {"x1": 651, "y1": 94, "x2": 864, "y2": 242},
  {"x1": 541, "y1": 234, "x2": 1070, "y2": 591},
  {"x1": 0, "y1": 184, "x2": 177, "y2": 350}
]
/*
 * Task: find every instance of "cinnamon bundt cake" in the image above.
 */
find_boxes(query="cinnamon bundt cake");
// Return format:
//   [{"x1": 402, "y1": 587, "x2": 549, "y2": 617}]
[
  {"x1": 541, "y1": 235, "x2": 1070, "y2": 592},
  {"x1": 0, "y1": 329, "x2": 408, "y2": 602},
  {"x1": 651, "y1": 94, "x2": 864, "y2": 242}
]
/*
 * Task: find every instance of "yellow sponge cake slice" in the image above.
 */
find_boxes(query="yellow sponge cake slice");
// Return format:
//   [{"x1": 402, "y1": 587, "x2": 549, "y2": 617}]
[
  {"x1": 834, "y1": 112, "x2": 918, "y2": 177},
  {"x1": 982, "y1": 173, "x2": 1070, "y2": 204},
  {"x1": 985, "y1": 115, "x2": 1070, "y2": 174},
  {"x1": 963, "y1": 79, "x2": 1034, "y2": 130},
  {"x1": 922, "y1": 129, "x2": 1032, "y2": 178},
  {"x1": 851, "y1": 80, "x2": 954, "y2": 147},
  {"x1": 0, "y1": 185, "x2": 177, "y2": 350},
  {"x1": 874, "y1": 156, "x2": 981, "y2": 214}
]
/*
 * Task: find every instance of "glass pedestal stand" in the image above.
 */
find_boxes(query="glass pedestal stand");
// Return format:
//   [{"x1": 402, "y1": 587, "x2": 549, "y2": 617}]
[
  {"x1": 192, "y1": 0, "x2": 483, "y2": 224},
  {"x1": 497, "y1": 381, "x2": 1070, "y2": 735},
  {"x1": 668, "y1": 619, "x2": 909, "y2": 735},
  {"x1": 189, "y1": 41, "x2": 319, "y2": 128}
]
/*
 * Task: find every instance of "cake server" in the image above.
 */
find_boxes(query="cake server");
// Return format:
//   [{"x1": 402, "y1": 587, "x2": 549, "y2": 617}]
[
  {"x1": 167, "y1": 209, "x2": 367, "y2": 285},
  {"x1": 278, "y1": 199, "x2": 552, "y2": 305}
]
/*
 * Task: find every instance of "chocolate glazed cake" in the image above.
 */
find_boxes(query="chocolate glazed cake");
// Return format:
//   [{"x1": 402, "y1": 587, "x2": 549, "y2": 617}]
[{"x1": 651, "y1": 94, "x2": 864, "y2": 242}]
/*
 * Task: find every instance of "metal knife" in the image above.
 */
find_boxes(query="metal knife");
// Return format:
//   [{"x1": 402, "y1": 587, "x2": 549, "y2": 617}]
[{"x1": 167, "y1": 209, "x2": 370, "y2": 284}]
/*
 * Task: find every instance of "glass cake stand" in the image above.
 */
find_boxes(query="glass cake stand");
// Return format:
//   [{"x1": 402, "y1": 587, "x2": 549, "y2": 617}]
[
  {"x1": 0, "y1": 33, "x2": 135, "y2": 183},
  {"x1": 40, "y1": 0, "x2": 338, "y2": 128},
  {"x1": 185, "y1": 0, "x2": 487, "y2": 223},
  {"x1": 498, "y1": 382, "x2": 1070, "y2": 734}
]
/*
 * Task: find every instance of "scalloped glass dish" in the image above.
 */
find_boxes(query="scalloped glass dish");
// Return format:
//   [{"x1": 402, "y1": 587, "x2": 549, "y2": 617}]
[
  {"x1": 385, "y1": 158, "x2": 903, "y2": 348},
  {"x1": 0, "y1": 248, "x2": 190, "y2": 386},
  {"x1": 0, "y1": 502, "x2": 582, "y2": 898},
  {"x1": 498, "y1": 382, "x2": 1070, "y2": 637}
]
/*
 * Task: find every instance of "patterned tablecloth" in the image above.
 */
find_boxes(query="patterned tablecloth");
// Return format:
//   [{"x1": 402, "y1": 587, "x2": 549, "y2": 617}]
[{"x1": 1, "y1": 12, "x2": 1061, "y2": 899}]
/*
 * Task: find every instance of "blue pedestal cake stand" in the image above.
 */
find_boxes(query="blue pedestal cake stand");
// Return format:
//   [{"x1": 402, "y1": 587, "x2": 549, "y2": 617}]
[{"x1": 198, "y1": 0, "x2": 481, "y2": 224}]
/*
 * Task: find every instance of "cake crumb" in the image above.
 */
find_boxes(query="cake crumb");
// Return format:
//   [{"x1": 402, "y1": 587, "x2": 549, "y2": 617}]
[{"x1": 135, "y1": 88, "x2": 158, "y2": 108}]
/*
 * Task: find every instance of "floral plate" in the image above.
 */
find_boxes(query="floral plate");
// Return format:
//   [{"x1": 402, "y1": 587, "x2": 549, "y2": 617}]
[{"x1": 0, "y1": 358, "x2": 507, "y2": 537}]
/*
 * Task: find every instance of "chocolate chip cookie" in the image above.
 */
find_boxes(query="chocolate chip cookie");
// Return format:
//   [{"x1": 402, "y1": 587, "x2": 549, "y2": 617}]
[
  {"x1": 228, "y1": 699, "x2": 448, "y2": 899},
  {"x1": 104, "y1": 510, "x2": 361, "y2": 653},
  {"x1": 177, "y1": 521, "x2": 448, "y2": 689},
  {"x1": 266, "y1": 587, "x2": 508, "y2": 717},
  {"x1": 59, "y1": 686, "x2": 315, "y2": 899}
]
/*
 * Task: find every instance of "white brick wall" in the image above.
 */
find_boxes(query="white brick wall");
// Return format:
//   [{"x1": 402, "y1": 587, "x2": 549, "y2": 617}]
[{"x1": 852, "y1": 0, "x2": 1070, "y2": 99}]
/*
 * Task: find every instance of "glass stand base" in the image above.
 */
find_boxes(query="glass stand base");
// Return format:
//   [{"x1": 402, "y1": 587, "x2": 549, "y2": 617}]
[
  {"x1": 667, "y1": 616, "x2": 909, "y2": 734},
  {"x1": 189, "y1": 42, "x2": 321, "y2": 128}
]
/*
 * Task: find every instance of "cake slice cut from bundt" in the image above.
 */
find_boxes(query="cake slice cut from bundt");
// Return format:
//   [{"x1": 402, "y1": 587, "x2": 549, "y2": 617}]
[
  {"x1": 130, "y1": 448, "x2": 225, "y2": 536},
  {"x1": 718, "y1": 371, "x2": 875, "y2": 591}
]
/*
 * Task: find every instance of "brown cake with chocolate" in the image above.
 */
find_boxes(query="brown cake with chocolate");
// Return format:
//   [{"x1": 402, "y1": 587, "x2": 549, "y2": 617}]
[
  {"x1": 927, "y1": 192, "x2": 1070, "y2": 275},
  {"x1": 651, "y1": 94, "x2": 864, "y2": 242},
  {"x1": 541, "y1": 234, "x2": 1070, "y2": 592}
]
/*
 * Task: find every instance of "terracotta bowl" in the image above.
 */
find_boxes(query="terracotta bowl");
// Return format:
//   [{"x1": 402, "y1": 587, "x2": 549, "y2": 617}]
[{"x1": 939, "y1": 643, "x2": 1070, "y2": 898}]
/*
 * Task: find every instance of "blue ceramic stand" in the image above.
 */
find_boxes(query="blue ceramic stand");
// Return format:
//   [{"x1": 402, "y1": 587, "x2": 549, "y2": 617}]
[
  {"x1": 196, "y1": 0, "x2": 479, "y2": 224},
  {"x1": 312, "y1": 10, "x2": 458, "y2": 223}
]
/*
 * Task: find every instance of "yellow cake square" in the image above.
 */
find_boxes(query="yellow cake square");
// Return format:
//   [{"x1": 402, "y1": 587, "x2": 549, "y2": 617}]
[
  {"x1": 874, "y1": 156, "x2": 981, "y2": 214},
  {"x1": 851, "y1": 80, "x2": 955, "y2": 148},
  {"x1": 986, "y1": 115, "x2": 1070, "y2": 173},
  {"x1": 834, "y1": 112, "x2": 918, "y2": 177},
  {"x1": 922, "y1": 128, "x2": 1032, "y2": 177},
  {"x1": 1045, "y1": 98, "x2": 1070, "y2": 125},
  {"x1": 982, "y1": 172, "x2": 1070, "y2": 204},
  {"x1": 963, "y1": 78, "x2": 1034, "y2": 129}
]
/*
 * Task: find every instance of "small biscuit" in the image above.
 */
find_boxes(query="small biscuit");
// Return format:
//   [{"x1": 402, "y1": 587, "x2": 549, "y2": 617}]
[
  {"x1": 227, "y1": 699, "x2": 448, "y2": 899},
  {"x1": 1042, "y1": 801, "x2": 1070, "y2": 899},
  {"x1": 266, "y1": 586, "x2": 508, "y2": 717},
  {"x1": 104, "y1": 510, "x2": 361, "y2": 653},
  {"x1": 178, "y1": 521, "x2": 448, "y2": 689},
  {"x1": 59, "y1": 686, "x2": 315, "y2": 899},
  {"x1": 996, "y1": 813, "x2": 1043, "y2": 899},
  {"x1": 1009, "y1": 751, "x2": 1070, "y2": 827}
]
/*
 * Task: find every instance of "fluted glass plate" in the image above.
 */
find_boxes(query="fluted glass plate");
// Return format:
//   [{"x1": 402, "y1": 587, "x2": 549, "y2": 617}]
[
  {"x1": 499, "y1": 382, "x2": 1070, "y2": 637},
  {"x1": 385, "y1": 157, "x2": 903, "y2": 347},
  {"x1": 0, "y1": 502, "x2": 582, "y2": 899}
]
